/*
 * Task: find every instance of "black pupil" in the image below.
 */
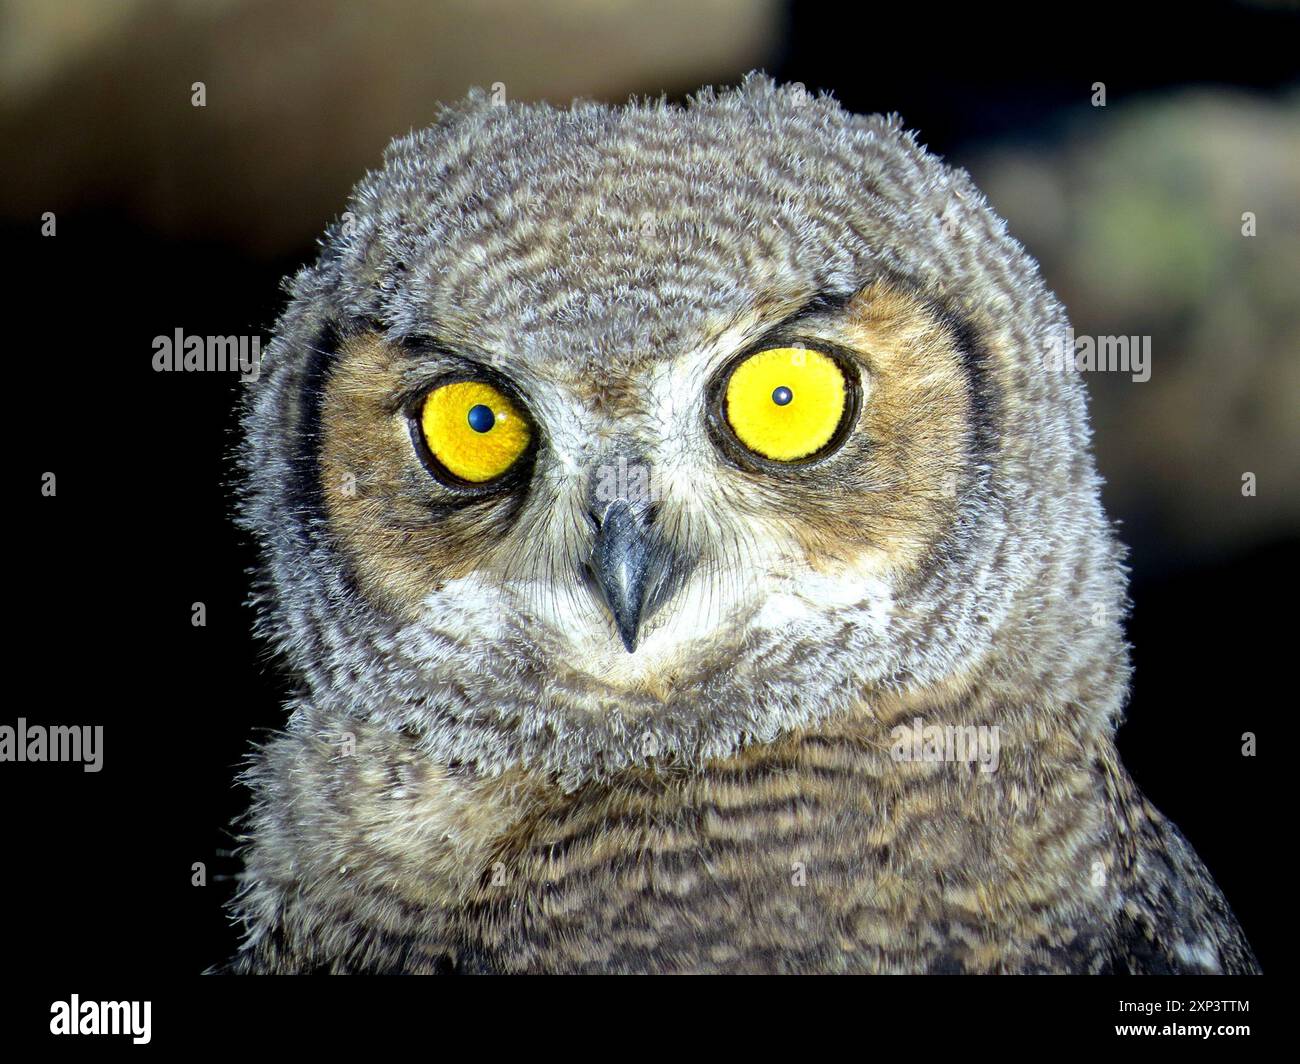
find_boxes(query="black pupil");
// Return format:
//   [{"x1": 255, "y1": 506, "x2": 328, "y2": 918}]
[
  {"x1": 772, "y1": 386, "x2": 793, "y2": 406},
  {"x1": 467, "y1": 404, "x2": 496, "y2": 432}
]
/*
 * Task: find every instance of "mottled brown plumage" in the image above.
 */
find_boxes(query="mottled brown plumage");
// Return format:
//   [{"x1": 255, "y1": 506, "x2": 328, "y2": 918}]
[
  {"x1": 227, "y1": 672, "x2": 1254, "y2": 974},
  {"x1": 223, "y1": 77, "x2": 1257, "y2": 974}
]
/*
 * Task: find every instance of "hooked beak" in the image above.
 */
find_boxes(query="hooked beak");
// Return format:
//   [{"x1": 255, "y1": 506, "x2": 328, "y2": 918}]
[
  {"x1": 587, "y1": 499, "x2": 653, "y2": 652},
  {"x1": 585, "y1": 494, "x2": 687, "y2": 653}
]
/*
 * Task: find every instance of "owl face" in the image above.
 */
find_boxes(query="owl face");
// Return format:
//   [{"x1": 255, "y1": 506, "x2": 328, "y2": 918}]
[
  {"x1": 242, "y1": 77, "x2": 1114, "y2": 780},
  {"x1": 315, "y1": 280, "x2": 973, "y2": 695}
]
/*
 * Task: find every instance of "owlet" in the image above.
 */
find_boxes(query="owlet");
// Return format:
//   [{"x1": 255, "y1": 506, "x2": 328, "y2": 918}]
[{"x1": 223, "y1": 75, "x2": 1258, "y2": 975}]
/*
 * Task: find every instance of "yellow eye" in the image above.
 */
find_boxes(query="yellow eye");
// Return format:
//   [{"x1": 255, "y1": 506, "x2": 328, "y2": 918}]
[
  {"x1": 419, "y1": 380, "x2": 531, "y2": 483},
  {"x1": 724, "y1": 347, "x2": 847, "y2": 461}
]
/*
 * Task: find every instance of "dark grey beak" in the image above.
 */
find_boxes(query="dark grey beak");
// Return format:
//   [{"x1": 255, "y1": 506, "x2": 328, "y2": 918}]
[{"x1": 587, "y1": 499, "x2": 655, "y2": 652}]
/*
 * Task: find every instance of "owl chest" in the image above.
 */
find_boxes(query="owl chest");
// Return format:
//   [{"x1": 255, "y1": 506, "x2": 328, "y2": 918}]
[{"x1": 450, "y1": 766, "x2": 1095, "y2": 973}]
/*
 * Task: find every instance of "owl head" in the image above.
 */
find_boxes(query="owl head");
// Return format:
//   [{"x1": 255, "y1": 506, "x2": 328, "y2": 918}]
[{"x1": 239, "y1": 75, "x2": 1128, "y2": 785}]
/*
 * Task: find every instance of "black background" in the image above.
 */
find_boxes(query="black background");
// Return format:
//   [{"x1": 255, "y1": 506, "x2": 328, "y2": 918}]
[{"x1": 7, "y1": 0, "x2": 1288, "y2": 1031}]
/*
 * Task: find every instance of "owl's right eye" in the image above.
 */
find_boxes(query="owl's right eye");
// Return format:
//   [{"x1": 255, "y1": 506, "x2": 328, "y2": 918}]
[
  {"x1": 416, "y1": 380, "x2": 532, "y2": 484},
  {"x1": 721, "y1": 347, "x2": 851, "y2": 462}
]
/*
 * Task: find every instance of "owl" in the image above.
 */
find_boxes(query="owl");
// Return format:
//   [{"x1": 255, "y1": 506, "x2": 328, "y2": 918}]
[{"x1": 223, "y1": 75, "x2": 1258, "y2": 974}]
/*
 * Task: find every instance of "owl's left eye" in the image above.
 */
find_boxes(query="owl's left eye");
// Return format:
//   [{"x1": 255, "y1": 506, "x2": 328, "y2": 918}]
[
  {"x1": 416, "y1": 380, "x2": 532, "y2": 484},
  {"x1": 721, "y1": 347, "x2": 850, "y2": 462}
]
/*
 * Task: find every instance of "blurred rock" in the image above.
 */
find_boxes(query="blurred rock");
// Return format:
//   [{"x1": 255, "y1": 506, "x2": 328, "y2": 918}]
[
  {"x1": 1, "y1": 0, "x2": 780, "y2": 253},
  {"x1": 966, "y1": 90, "x2": 1300, "y2": 562}
]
